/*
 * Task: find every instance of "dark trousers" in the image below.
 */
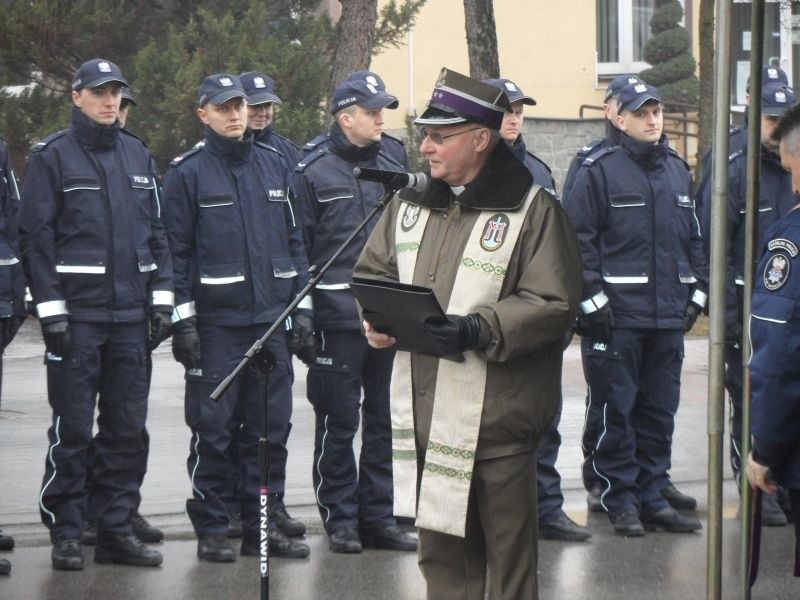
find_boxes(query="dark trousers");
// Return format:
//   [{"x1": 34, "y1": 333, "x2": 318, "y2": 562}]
[
  {"x1": 536, "y1": 397, "x2": 564, "y2": 523},
  {"x1": 184, "y1": 324, "x2": 292, "y2": 538},
  {"x1": 725, "y1": 342, "x2": 745, "y2": 486},
  {"x1": 581, "y1": 329, "x2": 684, "y2": 517},
  {"x1": 39, "y1": 321, "x2": 150, "y2": 541},
  {"x1": 307, "y1": 329, "x2": 395, "y2": 533},
  {"x1": 418, "y1": 452, "x2": 539, "y2": 600}
]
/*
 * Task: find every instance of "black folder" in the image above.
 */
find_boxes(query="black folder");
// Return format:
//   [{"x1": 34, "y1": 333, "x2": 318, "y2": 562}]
[{"x1": 350, "y1": 276, "x2": 447, "y2": 353}]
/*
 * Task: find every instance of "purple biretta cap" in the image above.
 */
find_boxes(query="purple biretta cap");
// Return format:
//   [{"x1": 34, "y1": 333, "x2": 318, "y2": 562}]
[{"x1": 414, "y1": 67, "x2": 511, "y2": 130}]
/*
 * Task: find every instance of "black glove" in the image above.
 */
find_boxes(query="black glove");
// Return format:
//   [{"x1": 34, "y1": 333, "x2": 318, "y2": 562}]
[
  {"x1": 561, "y1": 318, "x2": 577, "y2": 351},
  {"x1": 171, "y1": 317, "x2": 201, "y2": 369},
  {"x1": 1, "y1": 315, "x2": 24, "y2": 349},
  {"x1": 42, "y1": 320, "x2": 70, "y2": 357},
  {"x1": 584, "y1": 304, "x2": 614, "y2": 343},
  {"x1": 149, "y1": 311, "x2": 172, "y2": 352},
  {"x1": 683, "y1": 302, "x2": 702, "y2": 333},
  {"x1": 423, "y1": 313, "x2": 482, "y2": 358},
  {"x1": 725, "y1": 320, "x2": 743, "y2": 346},
  {"x1": 287, "y1": 309, "x2": 316, "y2": 366}
]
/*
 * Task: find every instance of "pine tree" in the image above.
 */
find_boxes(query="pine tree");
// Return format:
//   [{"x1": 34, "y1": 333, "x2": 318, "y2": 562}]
[{"x1": 639, "y1": 0, "x2": 699, "y2": 108}]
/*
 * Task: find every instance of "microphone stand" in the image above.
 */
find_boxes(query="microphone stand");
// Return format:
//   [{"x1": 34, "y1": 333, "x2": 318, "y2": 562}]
[{"x1": 209, "y1": 183, "x2": 400, "y2": 600}]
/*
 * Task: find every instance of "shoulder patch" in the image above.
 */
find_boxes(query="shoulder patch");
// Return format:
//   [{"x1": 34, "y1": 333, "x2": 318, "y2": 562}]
[
  {"x1": 294, "y1": 148, "x2": 327, "y2": 172},
  {"x1": 728, "y1": 148, "x2": 745, "y2": 163},
  {"x1": 169, "y1": 144, "x2": 203, "y2": 167},
  {"x1": 303, "y1": 133, "x2": 329, "y2": 152},
  {"x1": 31, "y1": 130, "x2": 68, "y2": 152},
  {"x1": 582, "y1": 145, "x2": 616, "y2": 167},
  {"x1": 577, "y1": 138, "x2": 605, "y2": 156},
  {"x1": 767, "y1": 238, "x2": 799, "y2": 257}
]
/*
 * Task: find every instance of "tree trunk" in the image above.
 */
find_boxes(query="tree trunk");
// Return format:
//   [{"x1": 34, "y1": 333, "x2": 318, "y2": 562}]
[
  {"x1": 463, "y1": 0, "x2": 499, "y2": 79},
  {"x1": 329, "y1": 0, "x2": 379, "y2": 96},
  {"x1": 696, "y1": 0, "x2": 715, "y2": 177}
]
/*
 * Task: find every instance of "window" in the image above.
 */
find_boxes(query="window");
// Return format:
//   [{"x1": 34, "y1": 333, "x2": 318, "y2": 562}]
[{"x1": 597, "y1": 0, "x2": 657, "y2": 75}]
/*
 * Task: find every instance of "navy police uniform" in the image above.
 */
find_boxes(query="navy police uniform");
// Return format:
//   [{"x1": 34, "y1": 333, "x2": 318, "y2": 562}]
[
  {"x1": 750, "y1": 207, "x2": 800, "y2": 568},
  {"x1": 698, "y1": 138, "x2": 795, "y2": 485},
  {"x1": 161, "y1": 121, "x2": 309, "y2": 541},
  {"x1": 566, "y1": 129, "x2": 708, "y2": 520},
  {"x1": 19, "y1": 105, "x2": 174, "y2": 543},
  {"x1": 0, "y1": 136, "x2": 25, "y2": 391},
  {"x1": 292, "y1": 120, "x2": 406, "y2": 536}
]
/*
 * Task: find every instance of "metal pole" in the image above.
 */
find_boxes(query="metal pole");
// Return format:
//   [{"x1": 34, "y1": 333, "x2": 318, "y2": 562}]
[
  {"x1": 740, "y1": 1, "x2": 765, "y2": 597},
  {"x1": 707, "y1": 1, "x2": 733, "y2": 598}
]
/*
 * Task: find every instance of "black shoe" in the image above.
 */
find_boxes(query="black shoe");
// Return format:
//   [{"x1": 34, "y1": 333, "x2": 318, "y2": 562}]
[
  {"x1": 0, "y1": 557, "x2": 9, "y2": 575},
  {"x1": 329, "y1": 527, "x2": 362, "y2": 554},
  {"x1": 95, "y1": 534, "x2": 163, "y2": 566},
  {"x1": 131, "y1": 511, "x2": 164, "y2": 543},
  {"x1": 587, "y1": 485, "x2": 604, "y2": 513},
  {"x1": 612, "y1": 511, "x2": 645, "y2": 537},
  {"x1": 226, "y1": 510, "x2": 243, "y2": 539},
  {"x1": 271, "y1": 506, "x2": 306, "y2": 537},
  {"x1": 0, "y1": 529, "x2": 14, "y2": 550},
  {"x1": 361, "y1": 526, "x2": 418, "y2": 551},
  {"x1": 80, "y1": 521, "x2": 96, "y2": 546},
  {"x1": 662, "y1": 482, "x2": 697, "y2": 510},
  {"x1": 197, "y1": 533, "x2": 236, "y2": 562},
  {"x1": 255, "y1": 528, "x2": 310, "y2": 559},
  {"x1": 641, "y1": 507, "x2": 702, "y2": 533},
  {"x1": 761, "y1": 492, "x2": 789, "y2": 527},
  {"x1": 52, "y1": 537, "x2": 84, "y2": 571},
  {"x1": 539, "y1": 511, "x2": 592, "y2": 541}
]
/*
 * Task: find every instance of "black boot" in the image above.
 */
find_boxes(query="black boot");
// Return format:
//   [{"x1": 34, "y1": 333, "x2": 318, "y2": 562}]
[
  {"x1": 271, "y1": 506, "x2": 306, "y2": 537},
  {"x1": 264, "y1": 528, "x2": 310, "y2": 558},
  {"x1": 611, "y1": 510, "x2": 645, "y2": 537},
  {"x1": 131, "y1": 511, "x2": 164, "y2": 543},
  {"x1": 52, "y1": 537, "x2": 84, "y2": 571},
  {"x1": 328, "y1": 527, "x2": 362, "y2": 554},
  {"x1": 226, "y1": 509, "x2": 243, "y2": 539},
  {"x1": 661, "y1": 482, "x2": 697, "y2": 510},
  {"x1": 539, "y1": 511, "x2": 593, "y2": 541},
  {"x1": 197, "y1": 533, "x2": 236, "y2": 562},
  {"x1": 587, "y1": 485, "x2": 604, "y2": 513},
  {"x1": 80, "y1": 521, "x2": 97, "y2": 546},
  {"x1": 94, "y1": 534, "x2": 163, "y2": 566},
  {"x1": 0, "y1": 558, "x2": 10, "y2": 575},
  {"x1": 0, "y1": 529, "x2": 14, "y2": 550},
  {"x1": 641, "y1": 507, "x2": 702, "y2": 533},
  {"x1": 361, "y1": 526, "x2": 418, "y2": 551}
]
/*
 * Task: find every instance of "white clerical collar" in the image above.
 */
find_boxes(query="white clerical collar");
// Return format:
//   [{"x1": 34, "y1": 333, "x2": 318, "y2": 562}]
[{"x1": 450, "y1": 185, "x2": 465, "y2": 196}]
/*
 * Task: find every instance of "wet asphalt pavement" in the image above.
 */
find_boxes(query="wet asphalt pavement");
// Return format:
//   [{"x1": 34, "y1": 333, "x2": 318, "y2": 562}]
[{"x1": 0, "y1": 318, "x2": 797, "y2": 599}]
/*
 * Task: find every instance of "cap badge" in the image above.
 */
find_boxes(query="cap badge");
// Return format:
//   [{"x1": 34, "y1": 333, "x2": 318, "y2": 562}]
[
  {"x1": 366, "y1": 75, "x2": 378, "y2": 87},
  {"x1": 254, "y1": 77, "x2": 266, "y2": 88},
  {"x1": 776, "y1": 90, "x2": 787, "y2": 103},
  {"x1": 767, "y1": 67, "x2": 779, "y2": 79},
  {"x1": 219, "y1": 77, "x2": 233, "y2": 87},
  {"x1": 504, "y1": 82, "x2": 519, "y2": 92},
  {"x1": 98, "y1": 62, "x2": 112, "y2": 73},
  {"x1": 367, "y1": 83, "x2": 378, "y2": 94},
  {"x1": 634, "y1": 83, "x2": 647, "y2": 93}
]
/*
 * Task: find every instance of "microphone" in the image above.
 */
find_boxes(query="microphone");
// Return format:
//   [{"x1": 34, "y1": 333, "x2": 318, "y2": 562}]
[{"x1": 353, "y1": 167, "x2": 428, "y2": 192}]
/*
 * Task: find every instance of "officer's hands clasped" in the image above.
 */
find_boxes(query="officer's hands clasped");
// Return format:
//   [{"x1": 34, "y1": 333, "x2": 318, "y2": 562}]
[
  {"x1": 287, "y1": 309, "x2": 316, "y2": 366},
  {"x1": 42, "y1": 320, "x2": 70, "y2": 357},
  {"x1": 582, "y1": 304, "x2": 615, "y2": 343},
  {"x1": 148, "y1": 311, "x2": 172, "y2": 351},
  {"x1": 423, "y1": 313, "x2": 482, "y2": 359},
  {"x1": 171, "y1": 316, "x2": 201, "y2": 369}
]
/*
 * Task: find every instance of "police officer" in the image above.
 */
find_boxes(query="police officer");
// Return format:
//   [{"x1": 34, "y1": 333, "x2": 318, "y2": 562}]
[
  {"x1": 19, "y1": 58, "x2": 171, "y2": 570},
  {"x1": 747, "y1": 101, "x2": 800, "y2": 571},
  {"x1": 565, "y1": 82, "x2": 707, "y2": 536},
  {"x1": 301, "y1": 71, "x2": 408, "y2": 167},
  {"x1": 291, "y1": 71, "x2": 416, "y2": 554},
  {"x1": 0, "y1": 133, "x2": 25, "y2": 576},
  {"x1": 484, "y1": 77, "x2": 591, "y2": 542},
  {"x1": 162, "y1": 73, "x2": 312, "y2": 561},
  {"x1": 239, "y1": 71, "x2": 302, "y2": 171},
  {"x1": 80, "y1": 83, "x2": 164, "y2": 547},
  {"x1": 697, "y1": 82, "x2": 796, "y2": 526}
]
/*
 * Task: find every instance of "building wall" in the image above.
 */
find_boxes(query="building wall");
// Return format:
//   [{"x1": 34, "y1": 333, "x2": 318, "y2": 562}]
[{"x1": 371, "y1": 0, "x2": 701, "y2": 130}]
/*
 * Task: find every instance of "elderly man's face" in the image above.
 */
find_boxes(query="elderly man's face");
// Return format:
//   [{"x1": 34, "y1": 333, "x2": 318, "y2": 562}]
[{"x1": 419, "y1": 124, "x2": 487, "y2": 186}]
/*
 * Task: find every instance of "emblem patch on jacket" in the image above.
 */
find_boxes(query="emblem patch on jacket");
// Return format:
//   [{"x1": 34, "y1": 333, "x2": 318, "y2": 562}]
[
  {"x1": 480, "y1": 213, "x2": 509, "y2": 252},
  {"x1": 763, "y1": 253, "x2": 790, "y2": 291},
  {"x1": 401, "y1": 204, "x2": 421, "y2": 232}
]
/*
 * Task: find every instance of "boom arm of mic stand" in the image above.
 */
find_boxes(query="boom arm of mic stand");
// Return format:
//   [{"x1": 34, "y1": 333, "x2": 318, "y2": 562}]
[{"x1": 209, "y1": 185, "x2": 397, "y2": 402}]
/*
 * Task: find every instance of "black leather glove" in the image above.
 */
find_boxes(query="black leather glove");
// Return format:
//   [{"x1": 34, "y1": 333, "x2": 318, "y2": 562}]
[
  {"x1": 584, "y1": 304, "x2": 614, "y2": 343},
  {"x1": 725, "y1": 320, "x2": 743, "y2": 346},
  {"x1": 287, "y1": 309, "x2": 316, "y2": 366},
  {"x1": 423, "y1": 313, "x2": 482, "y2": 358},
  {"x1": 683, "y1": 302, "x2": 702, "y2": 333},
  {"x1": 42, "y1": 320, "x2": 70, "y2": 357},
  {"x1": 1, "y1": 315, "x2": 24, "y2": 349},
  {"x1": 149, "y1": 311, "x2": 173, "y2": 351},
  {"x1": 171, "y1": 317, "x2": 201, "y2": 369}
]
